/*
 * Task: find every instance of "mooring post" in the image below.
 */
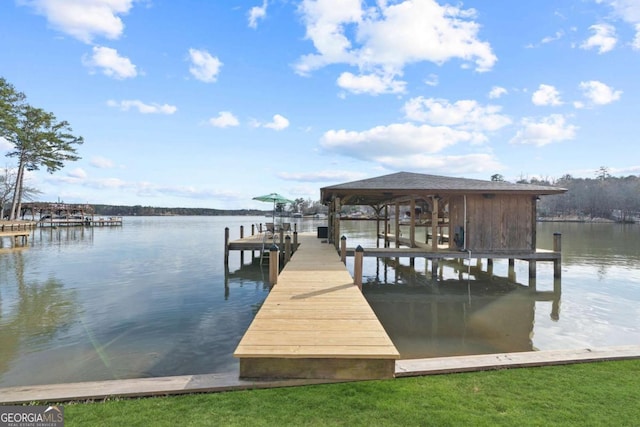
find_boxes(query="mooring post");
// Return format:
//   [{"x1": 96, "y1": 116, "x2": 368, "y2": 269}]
[
  {"x1": 224, "y1": 227, "x2": 230, "y2": 266},
  {"x1": 239, "y1": 225, "x2": 245, "y2": 264},
  {"x1": 293, "y1": 231, "x2": 298, "y2": 252},
  {"x1": 354, "y1": 245, "x2": 364, "y2": 290},
  {"x1": 553, "y1": 232, "x2": 562, "y2": 279},
  {"x1": 284, "y1": 235, "x2": 291, "y2": 264},
  {"x1": 269, "y1": 244, "x2": 279, "y2": 284},
  {"x1": 529, "y1": 260, "x2": 537, "y2": 290},
  {"x1": 251, "y1": 224, "x2": 255, "y2": 235},
  {"x1": 340, "y1": 235, "x2": 347, "y2": 264}
]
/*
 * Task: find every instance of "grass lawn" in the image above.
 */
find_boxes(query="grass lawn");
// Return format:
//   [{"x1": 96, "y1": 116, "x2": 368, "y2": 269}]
[{"x1": 64, "y1": 360, "x2": 640, "y2": 426}]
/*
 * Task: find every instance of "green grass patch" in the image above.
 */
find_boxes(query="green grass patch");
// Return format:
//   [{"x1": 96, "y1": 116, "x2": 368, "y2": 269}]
[{"x1": 64, "y1": 360, "x2": 640, "y2": 426}]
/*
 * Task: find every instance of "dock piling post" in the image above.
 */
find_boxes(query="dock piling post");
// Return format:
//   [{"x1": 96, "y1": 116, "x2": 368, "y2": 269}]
[
  {"x1": 293, "y1": 231, "x2": 298, "y2": 252},
  {"x1": 240, "y1": 226, "x2": 245, "y2": 264},
  {"x1": 553, "y1": 233, "x2": 562, "y2": 279},
  {"x1": 431, "y1": 259, "x2": 439, "y2": 278},
  {"x1": 529, "y1": 260, "x2": 537, "y2": 290},
  {"x1": 354, "y1": 245, "x2": 364, "y2": 290},
  {"x1": 224, "y1": 227, "x2": 230, "y2": 266},
  {"x1": 269, "y1": 245, "x2": 279, "y2": 284},
  {"x1": 340, "y1": 236, "x2": 347, "y2": 264},
  {"x1": 285, "y1": 236, "x2": 292, "y2": 264}
]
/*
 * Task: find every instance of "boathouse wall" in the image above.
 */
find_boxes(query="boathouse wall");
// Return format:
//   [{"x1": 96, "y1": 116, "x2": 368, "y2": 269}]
[{"x1": 449, "y1": 194, "x2": 536, "y2": 252}]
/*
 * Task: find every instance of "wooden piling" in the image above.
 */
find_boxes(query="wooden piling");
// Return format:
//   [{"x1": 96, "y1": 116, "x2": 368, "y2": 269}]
[
  {"x1": 340, "y1": 235, "x2": 347, "y2": 264},
  {"x1": 269, "y1": 245, "x2": 279, "y2": 284},
  {"x1": 354, "y1": 245, "x2": 364, "y2": 290},
  {"x1": 553, "y1": 233, "x2": 562, "y2": 279},
  {"x1": 224, "y1": 227, "x2": 230, "y2": 266},
  {"x1": 285, "y1": 236, "x2": 291, "y2": 264}
]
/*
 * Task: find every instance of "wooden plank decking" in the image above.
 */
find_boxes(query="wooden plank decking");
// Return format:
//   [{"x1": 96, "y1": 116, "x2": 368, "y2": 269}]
[{"x1": 234, "y1": 233, "x2": 400, "y2": 380}]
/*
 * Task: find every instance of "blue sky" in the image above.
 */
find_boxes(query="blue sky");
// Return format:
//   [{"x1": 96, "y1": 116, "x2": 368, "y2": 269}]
[{"x1": 1, "y1": 0, "x2": 639, "y2": 209}]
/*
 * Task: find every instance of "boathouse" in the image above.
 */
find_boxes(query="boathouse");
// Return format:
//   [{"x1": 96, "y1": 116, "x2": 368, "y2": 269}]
[{"x1": 321, "y1": 171, "x2": 567, "y2": 255}]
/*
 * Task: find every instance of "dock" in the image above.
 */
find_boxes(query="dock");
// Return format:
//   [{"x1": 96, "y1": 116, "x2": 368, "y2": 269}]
[
  {"x1": 234, "y1": 233, "x2": 400, "y2": 380},
  {"x1": 0, "y1": 221, "x2": 36, "y2": 246}
]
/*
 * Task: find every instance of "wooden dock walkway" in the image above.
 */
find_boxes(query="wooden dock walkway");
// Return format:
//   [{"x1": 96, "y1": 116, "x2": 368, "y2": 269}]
[
  {"x1": 234, "y1": 233, "x2": 400, "y2": 380},
  {"x1": 0, "y1": 221, "x2": 36, "y2": 245}
]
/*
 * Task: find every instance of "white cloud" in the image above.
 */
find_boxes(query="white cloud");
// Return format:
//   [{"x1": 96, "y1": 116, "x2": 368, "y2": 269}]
[
  {"x1": 532, "y1": 84, "x2": 563, "y2": 106},
  {"x1": 264, "y1": 114, "x2": 290, "y2": 130},
  {"x1": 541, "y1": 30, "x2": 565, "y2": 44},
  {"x1": 248, "y1": 0, "x2": 268, "y2": 29},
  {"x1": 581, "y1": 23, "x2": 617, "y2": 53},
  {"x1": 488, "y1": 86, "x2": 507, "y2": 99},
  {"x1": 295, "y1": 0, "x2": 496, "y2": 92},
  {"x1": 83, "y1": 46, "x2": 137, "y2": 79},
  {"x1": 278, "y1": 170, "x2": 366, "y2": 182},
  {"x1": 578, "y1": 80, "x2": 622, "y2": 106},
  {"x1": 90, "y1": 156, "x2": 115, "y2": 169},
  {"x1": 320, "y1": 122, "x2": 474, "y2": 162},
  {"x1": 373, "y1": 153, "x2": 503, "y2": 174},
  {"x1": 424, "y1": 74, "x2": 439, "y2": 87},
  {"x1": 18, "y1": 0, "x2": 135, "y2": 43},
  {"x1": 67, "y1": 168, "x2": 87, "y2": 179},
  {"x1": 107, "y1": 99, "x2": 177, "y2": 114},
  {"x1": 403, "y1": 97, "x2": 511, "y2": 132},
  {"x1": 188, "y1": 48, "x2": 222, "y2": 83},
  {"x1": 337, "y1": 71, "x2": 406, "y2": 95},
  {"x1": 0, "y1": 136, "x2": 13, "y2": 151},
  {"x1": 510, "y1": 114, "x2": 578, "y2": 146},
  {"x1": 597, "y1": 1, "x2": 640, "y2": 48},
  {"x1": 208, "y1": 111, "x2": 240, "y2": 128}
]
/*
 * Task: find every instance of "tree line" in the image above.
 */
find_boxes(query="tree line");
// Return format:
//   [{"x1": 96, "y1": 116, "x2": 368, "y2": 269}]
[{"x1": 514, "y1": 168, "x2": 640, "y2": 222}]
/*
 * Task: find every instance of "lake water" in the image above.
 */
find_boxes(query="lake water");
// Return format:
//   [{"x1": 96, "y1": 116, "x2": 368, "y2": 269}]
[{"x1": 0, "y1": 216, "x2": 638, "y2": 387}]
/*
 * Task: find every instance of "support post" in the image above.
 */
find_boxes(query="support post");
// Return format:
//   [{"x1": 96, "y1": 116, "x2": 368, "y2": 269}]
[
  {"x1": 529, "y1": 260, "x2": 537, "y2": 290},
  {"x1": 354, "y1": 245, "x2": 364, "y2": 291},
  {"x1": 293, "y1": 231, "x2": 298, "y2": 252},
  {"x1": 224, "y1": 227, "x2": 230, "y2": 266},
  {"x1": 410, "y1": 198, "x2": 416, "y2": 247},
  {"x1": 431, "y1": 259, "x2": 439, "y2": 278},
  {"x1": 251, "y1": 224, "x2": 255, "y2": 235},
  {"x1": 269, "y1": 245, "x2": 279, "y2": 284},
  {"x1": 394, "y1": 203, "x2": 400, "y2": 248},
  {"x1": 553, "y1": 232, "x2": 562, "y2": 279},
  {"x1": 431, "y1": 196, "x2": 439, "y2": 251},
  {"x1": 240, "y1": 225, "x2": 245, "y2": 264},
  {"x1": 340, "y1": 235, "x2": 347, "y2": 264},
  {"x1": 284, "y1": 236, "x2": 291, "y2": 264},
  {"x1": 508, "y1": 258, "x2": 515, "y2": 281}
]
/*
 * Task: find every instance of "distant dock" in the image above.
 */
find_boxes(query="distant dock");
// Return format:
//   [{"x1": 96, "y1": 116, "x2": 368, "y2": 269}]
[
  {"x1": 20, "y1": 202, "x2": 123, "y2": 228},
  {"x1": 0, "y1": 221, "x2": 37, "y2": 246}
]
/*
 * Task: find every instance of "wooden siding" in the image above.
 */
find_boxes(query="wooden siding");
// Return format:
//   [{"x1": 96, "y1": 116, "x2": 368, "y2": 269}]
[{"x1": 449, "y1": 194, "x2": 535, "y2": 252}]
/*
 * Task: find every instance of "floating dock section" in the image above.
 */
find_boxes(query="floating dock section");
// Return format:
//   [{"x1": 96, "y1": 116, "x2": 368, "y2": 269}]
[{"x1": 234, "y1": 233, "x2": 400, "y2": 380}]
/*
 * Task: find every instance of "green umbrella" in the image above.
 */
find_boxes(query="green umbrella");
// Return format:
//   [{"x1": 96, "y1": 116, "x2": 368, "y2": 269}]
[{"x1": 253, "y1": 192, "x2": 294, "y2": 225}]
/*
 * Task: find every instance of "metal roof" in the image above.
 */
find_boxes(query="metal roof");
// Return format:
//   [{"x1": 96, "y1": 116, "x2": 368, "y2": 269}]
[{"x1": 320, "y1": 171, "x2": 567, "y2": 205}]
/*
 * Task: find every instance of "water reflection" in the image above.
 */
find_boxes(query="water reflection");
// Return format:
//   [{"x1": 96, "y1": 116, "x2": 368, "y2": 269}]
[
  {"x1": 0, "y1": 251, "x2": 78, "y2": 377},
  {"x1": 363, "y1": 257, "x2": 561, "y2": 359}
]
